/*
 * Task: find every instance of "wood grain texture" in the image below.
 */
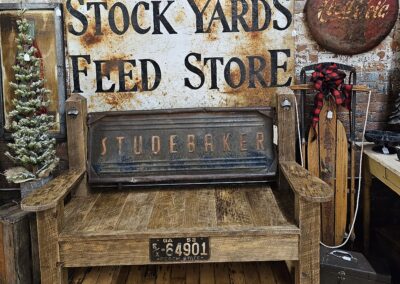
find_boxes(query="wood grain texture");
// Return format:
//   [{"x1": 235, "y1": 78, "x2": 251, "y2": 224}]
[
  {"x1": 21, "y1": 169, "x2": 85, "y2": 212},
  {"x1": 61, "y1": 186, "x2": 298, "y2": 238},
  {"x1": 277, "y1": 93, "x2": 296, "y2": 162},
  {"x1": 0, "y1": 204, "x2": 34, "y2": 284},
  {"x1": 36, "y1": 204, "x2": 67, "y2": 284},
  {"x1": 295, "y1": 198, "x2": 321, "y2": 284},
  {"x1": 59, "y1": 235, "x2": 298, "y2": 267},
  {"x1": 318, "y1": 102, "x2": 337, "y2": 245},
  {"x1": 280, "y1": 162, "x2": 332, "y2": 203},
  {"x1": 69, "y1": 262, "x2": 291, "y2": 284},
  {"x1": 66, "y1": 94, "x2": 88, "y2": 196},
  {"x1": 290, "y1": 84, "x2": 370, "y2": 92},
  {"x1": 66, "y1": 94, "x2": 87, "y2": 171},
  {"x1": 307, "y1": 127, "x2": 320, "y2": 177},
  {"x1": 29, "y1": 214, "x2": 41, "y2": 284},
  {"x1": 335, "y1": 121, "x2": 348, "y2": 244}
]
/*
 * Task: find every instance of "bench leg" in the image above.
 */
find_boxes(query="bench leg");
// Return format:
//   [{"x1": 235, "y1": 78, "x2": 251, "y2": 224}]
[
  {"x1": 295, "y1": 198, "x2": 321, "y2": 284},
  {"x1": 36, "y1": 204, "x2": 67, "y2": 284}
]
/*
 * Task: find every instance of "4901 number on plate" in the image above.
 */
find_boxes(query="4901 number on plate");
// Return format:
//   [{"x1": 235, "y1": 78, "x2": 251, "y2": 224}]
[{"x1": 149, "y1": 237, "x2": 210, "y2": 262}]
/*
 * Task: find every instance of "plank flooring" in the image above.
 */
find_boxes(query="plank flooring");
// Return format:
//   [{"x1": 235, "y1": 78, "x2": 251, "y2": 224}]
[{"x1": 69, "y1": 262, "x2": 291, "y2": 284}]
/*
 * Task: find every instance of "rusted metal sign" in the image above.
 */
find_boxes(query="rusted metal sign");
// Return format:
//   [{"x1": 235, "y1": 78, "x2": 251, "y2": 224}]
[
  {"x1": 305, "y1": 0, "x2": 398, "y2": 55},
  {"x1": 87, "y1": 108, "x2": 276, "y2": 186},
  {"x1": 65, "y1": 0, "x2": 294, "y2": 111}
]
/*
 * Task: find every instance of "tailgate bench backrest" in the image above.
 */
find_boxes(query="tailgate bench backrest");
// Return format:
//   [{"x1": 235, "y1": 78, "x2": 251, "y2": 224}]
[{"x1": 87, "y1": 108, "x2": 276, "y2": 188}]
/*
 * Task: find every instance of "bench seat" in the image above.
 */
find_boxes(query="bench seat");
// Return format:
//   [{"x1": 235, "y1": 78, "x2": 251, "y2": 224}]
[{"x1": 59, "y1": 185, "x2": 300, "y2": 267}]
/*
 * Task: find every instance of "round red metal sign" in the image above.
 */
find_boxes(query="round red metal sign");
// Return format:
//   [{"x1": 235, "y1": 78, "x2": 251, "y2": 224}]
[{"x1": 305, "y1": 0, "x2": 399, "y2": 55}]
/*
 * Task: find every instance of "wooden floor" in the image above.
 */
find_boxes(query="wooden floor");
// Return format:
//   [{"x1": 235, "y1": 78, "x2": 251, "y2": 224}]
[
  {"x1": 69, "y1": 262, "x2": 292, "y2": 284},
  {"x1": 62, "y1": 185, "x2": 296, "y2": 238}
]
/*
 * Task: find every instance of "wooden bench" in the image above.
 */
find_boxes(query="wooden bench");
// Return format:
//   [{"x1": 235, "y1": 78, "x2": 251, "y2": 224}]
[{"x1": 21, "y1": 93, "x2": 332, "y2": 284}]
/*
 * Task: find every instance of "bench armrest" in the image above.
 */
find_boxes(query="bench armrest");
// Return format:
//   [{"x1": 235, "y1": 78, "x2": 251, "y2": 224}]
[
  {"x1": 280, "y1": 161, "x2": 333, "y2": 203},
  {"x1": 21, "y1": 169, "x2": 85, "y2": 212}
]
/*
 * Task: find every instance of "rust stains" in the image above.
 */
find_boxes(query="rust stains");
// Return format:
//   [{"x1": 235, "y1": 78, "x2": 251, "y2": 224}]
[
  {"x1": 80, "y1": 30, "x2": 102, "y2": 47},
  {"x1": 97, "y1": 92, "x2": 142, "y2": 110},
  {"x1": 175, "y1": 10, "x2": 186, "y2": 24}
]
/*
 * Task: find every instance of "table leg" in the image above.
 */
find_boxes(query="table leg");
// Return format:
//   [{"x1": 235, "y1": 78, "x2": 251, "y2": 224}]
[{"x1": 363, "y1": 156, "x2": 372, "y2": 254}]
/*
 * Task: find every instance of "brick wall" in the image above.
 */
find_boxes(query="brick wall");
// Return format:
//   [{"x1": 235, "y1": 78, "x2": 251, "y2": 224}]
[{"x1": 294, "y1": 0, "x2": 400, "y2": 138}]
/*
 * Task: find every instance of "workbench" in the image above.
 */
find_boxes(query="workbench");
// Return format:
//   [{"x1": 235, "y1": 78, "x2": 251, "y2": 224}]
[{"x1": 362, "y1": 144, "x2": 400, "y2": 253}]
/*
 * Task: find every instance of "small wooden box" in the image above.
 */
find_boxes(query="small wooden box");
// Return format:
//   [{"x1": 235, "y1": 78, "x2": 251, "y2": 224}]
[{"x1": 0, "y1": 203, "x2": 39, "y2": 284}]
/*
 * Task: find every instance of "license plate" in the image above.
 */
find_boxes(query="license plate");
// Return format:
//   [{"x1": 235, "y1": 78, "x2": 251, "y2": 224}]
[{"x1": 149, "y1": 237, "x2": 210, "y2": 262}]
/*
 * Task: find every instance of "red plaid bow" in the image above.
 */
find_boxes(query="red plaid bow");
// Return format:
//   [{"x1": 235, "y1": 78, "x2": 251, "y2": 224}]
[{"x1": 311, "y1": 63, "x2": 352, "y2": 128}]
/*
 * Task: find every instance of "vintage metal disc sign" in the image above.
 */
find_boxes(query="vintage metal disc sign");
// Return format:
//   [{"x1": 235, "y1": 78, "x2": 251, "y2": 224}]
[{"x1": 305, "y1": 0, "x2": 398, "y2": 55}]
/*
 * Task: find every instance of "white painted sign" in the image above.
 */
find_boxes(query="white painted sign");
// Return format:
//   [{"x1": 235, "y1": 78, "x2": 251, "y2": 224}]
[{"x1": 65, "y1": 0, "x2": 294, "y2": 111}]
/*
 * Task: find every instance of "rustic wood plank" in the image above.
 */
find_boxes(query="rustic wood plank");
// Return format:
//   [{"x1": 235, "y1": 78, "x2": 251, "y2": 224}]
[
  {"x1": 126, "y1": 266, "x2": 143, "y2": 284},
  {"x1": 29, "y1": 214, "x2": 41, "y2": 284},
  {"x1": 200, "y1": 264, "x2": 215, "y2": 284},
  {"x1": 147, "y1": 190, "x2": 186, "y2": 230},
  {"x1": 228, "y1": 263, "x2": 246, "y2": 284},
  {"x1": 37, "y1": 204, "x2": 67, "y2": 284},
  {"x1": 277, "y1": 93, "x2": 296, "y2": 162},
  {"x1": 257, "y1": 262, "x2": 277, "y2": 284},
  {"x1": 116, "y1": 266, "x2": 131, "y2": 284},
  {"x1": 215, "y1": 188, "x2": 254, "y2": 226},
  {"x1": 290, "y1": 84, "x2": 370, "y2": 92},
  {"x1": 271, "y1": 262, "x2": 291, "y2": 284},
  {"x1": 307, "y1": 127, "x2": 320, "y2": 177},
  {"x1": 170, "y1": 265, "x2": 186, "y2": 284},
  {"x1": 116, "y1": 191, "x2": 156, "y2": 231},
  {"x1": 66, "y1": 94, "x2": 87, "y2": 170},
  {"x1": 335, "y1": 120, "x2": 348, "y2": 244},
  {"x1": 12, "y1": 212, "x2": 32, "y2": 284},
  {"x1": 214, "y1": 263, "x2": 230, "y2": 284},
  {"x1": 155, "y1": 265, "x2": 171, "y2": 284},
  {"x1": 318, "y1": 101, "x2": 337, "y2": 245},
  {"x1": 21, "y1": 169, "x2": 85, "y2": 212},
  {"x1": 69, "y1": 263, "x2": 292, "y2": 284},
  {"x1": 66, "y1": 94, "x2": 88, "y2": 197},
  {"x1": 78, "y1": 192, "x2": 128, "y2": 232},
  {"x1": 60, "y1": 235, "x2": 298, "y2": 267},
  {"x1": 280, "y1": 162, "x2": 332, "y2": 203},
  {"x1": 243, "y1": 262, "x2": 261, "y2": 284},
  {"x1": 185, "y1": 264, "x2": 199, "y2": 284},
  {"x1": 96, "y1": 266, "x2": 122, "y2": 284},
  {"x1": 2, "y1": 222, "x2": 16, "y2": 284},
  {"x1": 81, "y1": 267, "x2": 101, "y2": 284},
  {"x1": 245, "y1": 186, "x2": 288, "y2": 226},
  {"x1": 184, "y1": 189, "x2": 217, "y2": 229},
  {"x1": 295, "y1": 198, "x2": 320, "y2": 284},
  {"x1": 70, "y1": 268, "x2": 90, "y2": 284},
  {"x1": 142, "y1": 266, "x2": 157, "y2": 284},
  {"x1": 64, "y1": 195, "x2": 99, "y2": 233}
]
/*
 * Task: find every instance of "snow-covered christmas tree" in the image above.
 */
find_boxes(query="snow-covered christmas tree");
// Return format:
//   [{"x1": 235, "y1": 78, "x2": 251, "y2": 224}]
[{"x1": 4, "y1": 16, "x2": 58, "y2": 183}]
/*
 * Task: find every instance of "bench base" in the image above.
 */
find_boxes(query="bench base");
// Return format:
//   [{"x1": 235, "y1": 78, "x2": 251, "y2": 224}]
[{"x1": 69, "y1": 262, "x2": 292, "y2": 283}]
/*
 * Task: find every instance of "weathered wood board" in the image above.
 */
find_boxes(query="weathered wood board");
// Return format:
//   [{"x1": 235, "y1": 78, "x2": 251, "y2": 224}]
[
  {"x1": 0, "y1": 203, "x2": 39, "y2": 284},
  {"x1": 69, "y1": 262, "x2": 291, "y2": 284},
  {"x1": 307, "y1": 99, "x2": 349, "y2": 246},
  {"x1": 318, "y1": 102, "x2": 337, "y2": 245},
  {"x1": 335, "y1": 120, "x2": 348, "y2": 244}
]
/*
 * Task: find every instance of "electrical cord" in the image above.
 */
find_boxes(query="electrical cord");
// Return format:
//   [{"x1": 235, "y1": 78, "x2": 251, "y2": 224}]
[{"x1": 295, "y1": 90, "x2": 372, "y2": 249}]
